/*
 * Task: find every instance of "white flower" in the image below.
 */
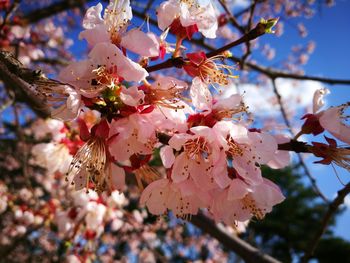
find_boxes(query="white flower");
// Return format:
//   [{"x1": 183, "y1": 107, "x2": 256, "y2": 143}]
[{"x1": 31, "y1": 143, "x2": 72, "y2": 174}]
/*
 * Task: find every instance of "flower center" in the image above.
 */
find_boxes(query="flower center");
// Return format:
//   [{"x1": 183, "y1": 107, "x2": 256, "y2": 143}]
[
  {"x1": 227, "y1": 137, "x2": 244, "y2": 157},
  {"x1": 242, "y1": 195, "x2": 264, "y2": 220},
  {"x1": 144, "y1": 83, "x2": 186, "y2": 110},
  {"x1": 184, "y1": 136, "x2": 211, "y2": 162},
  {"x1": 199, "y1": 56, "x2": 238, "y2": 86}
]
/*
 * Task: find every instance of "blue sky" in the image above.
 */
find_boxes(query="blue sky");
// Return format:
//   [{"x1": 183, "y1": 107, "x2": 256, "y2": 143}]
[{"x1": 264, "y1": 1, "x2": 350, "y2": 240}]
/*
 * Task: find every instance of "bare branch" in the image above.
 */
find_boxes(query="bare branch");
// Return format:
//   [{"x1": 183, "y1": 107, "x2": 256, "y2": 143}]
[
  {"x1": 301, "y1": 182, "x2": 350, "y2": 262},
  {"x1": 20, "y1": 0, "x2": 90, "y2": 24},
  {"x1": 218, "y1": 0, "x2": 245, "y2": 34},
  {"x1": 135, "y1": 10, "x2": 350, "y2": 86},
  {"x1": 0, "y1": 51, "x2": 50, "y2": 118},
  {"x1": 190, "y1": 213, "x2": 281, "y2": 263}
]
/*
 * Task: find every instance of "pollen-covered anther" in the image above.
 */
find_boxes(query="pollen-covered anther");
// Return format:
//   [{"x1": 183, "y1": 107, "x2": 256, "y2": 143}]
[
  {"x1": 134, "y1": 164, "x2": 162, "y2": 188},
  {"x1": 145, "y1": 83, "x2": 186, "y2": 110},
  {"x1": 184, "y1": 137, "x2": 211, "y2": 162},
  {"x1": 199, "y1": 55, "x2": 238, "y2": 86},
  {"x1": 325, "y1": 148, "x2": 350, "y2": 171},
  {"x1": 92, "y1": 65, "x2": 119, "y2": 89},
  {"x1": 242, "y1": 195, "x2": 264, "y2": 220},
  {"x1": 180, "y1": 0, "x2": 196, "y2": 7},
  {"x1": 227, "y1": 137, "x2": 244, "y2": 157},
  {"x1": 214, "y1": 104, "x2": 248, "y2": 120}
]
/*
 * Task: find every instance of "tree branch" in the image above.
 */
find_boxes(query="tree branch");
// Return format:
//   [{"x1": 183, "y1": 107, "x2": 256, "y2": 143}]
[
  {"x1": 135, "y1": 11, "x2": 350, "y2": 86},
  {"x1": 301, "y1": 182, "x2": 350, "y2": 262},
  {"x1": 20, "y1": 0, "x2": 90, "y2": 24},
  {"x1": 190, "y1": 213, "x2": 281, "y2": 263},
  {"x1": 0, "y1": 51, "x2": 50, "y2": 118}
]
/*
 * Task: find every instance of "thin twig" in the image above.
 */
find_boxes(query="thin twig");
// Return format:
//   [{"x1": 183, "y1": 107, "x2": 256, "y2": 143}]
[
  {"x1": 271, "y1": 78, "x2": 329, "y2": 203},
  {"x1": 135, "y1": 11, "x2": 350, "y2": 85},
  {"x1": 218, "y1": 0, "x2": 245, "y2": 34},
  {"x1": 240, "y1": 0, "x2": 257, "y2": 69}
]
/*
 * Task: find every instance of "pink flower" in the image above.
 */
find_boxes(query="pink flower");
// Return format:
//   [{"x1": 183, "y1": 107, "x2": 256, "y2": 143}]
[
  {"x1": 302, "y1": 88, "x2": 350, "y2": 144},
  {"x1": 319, "y1": 104, "x2": 350, "y2": 145},
  {"x1": 67, "y1": 119, "x2": 126, "y2": 192},
  {"x1": 189, "y1": 80, "x2": 245, "y2": 125},
  {"x1": 119, "y1": 85, "x2": 145, "y2": 107},
  {"x1": 120, "y1": 29, "x2": 160, "y2": 57},
  {"x1": 301, "y1": 88, "x2": 329, "y2": 135},
  {"x1": 79, "y1": 2, "x2": 159, "y2": 57},
  {"x1": 213, "y1": 121, "x2": 278, "y2": 185},
  {"x1": 267, "y1": 134, "x2": 291, "y2": 169},
  {"x1": 51, "y1": 85, "x2": 82, "y2": 121},
  {"x1": 211, "y1": 178, "x2": 285, "y2": 223},
  {"x1": 140, "y1": 178, "x2": 202, "y2": 217},
  {"x1": 190, "y1": 77, "x2": 212, "y2": 111},
  {"x1": 183, "y1": 52, "x2": 237, "y2": 85},
  {"x1": 161, "y1": 126, "x2": 221, "y2": 191},
  {"x1": 311, "y1": 136, "x2": 350, "y2": 171},
  {"x1": 109, "y1": 113, "x2": 156, "y2": 162},
  {"x1": 31, "y1": 142, "x2": 72, "y2": 175},
  {"x1": 59, "y1": 42, "x2": 148, "y2": 97},
  {"x1": 157, "y1": 0, "x2": 218, "y2": 39}
]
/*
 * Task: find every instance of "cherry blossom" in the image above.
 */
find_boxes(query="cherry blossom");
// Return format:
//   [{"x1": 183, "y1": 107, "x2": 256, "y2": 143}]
[
  {"x1": 157, "y1": 0, "x2": 218, "y2": 39},
  {"x1": 79, "y1": 1, "x2": 159, "y2": 58},
  {"x1": 66, "y1": 119, "x2": 125, "y2": 192},
  {"x1": 211, "y1": 178, "x2": 285, "y2": 223},
  {"x1": 302, "y1": 88, "x2": 350, "y2": 144}
]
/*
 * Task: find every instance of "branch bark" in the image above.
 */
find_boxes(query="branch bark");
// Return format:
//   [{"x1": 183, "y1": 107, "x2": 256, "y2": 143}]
[
  {"x1": 0, "y1": 51, "x2": 50, "y2": 118},
  {"x1": 20, "y1": 0, "x2": 89, "y2": 24},
  {"x1": 301, "y1": 182, "x2": 350, "y2": 262},
  {"x1": 190, "y1": 213, "x2": 281, "y2": 263}
]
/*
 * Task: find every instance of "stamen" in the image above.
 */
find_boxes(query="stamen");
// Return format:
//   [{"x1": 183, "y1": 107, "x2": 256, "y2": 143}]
[
  {"x1": 242, "y1": 195, "x2": 264, "y2": 220},
  {"x1": 66, "y1": 138, "x2": 107, "y2": 192}
]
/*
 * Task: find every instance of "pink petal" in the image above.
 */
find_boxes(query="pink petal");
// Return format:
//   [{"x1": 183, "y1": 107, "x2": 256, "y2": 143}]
[
  {"x1": 120, "y1": 86, "x2": 145, "y2": 107},
  {"x1": 190, "y1": 77, "x2": 212, "y2": 111},
  {"x1": 160, "y1": 146, "x2": 175, "y2": 168},
  {"x1": 319, "y1": 106, "x2": 350, "y2": 144},
  {"x1": 110, "y1": 164, "x2": 125, "y2": 191},
  {"x1": 121, "y1": 29, "x2": 160, "y2": 57},
  {"x1": 79, "y1": 24, "x2": 110, "y2": 47},
  {"x1": 227, "y1": 179, "x2": 249, "y2": 200},
  {"x1": 171, "y1": 153, "x2": 190, "y2": 183}
]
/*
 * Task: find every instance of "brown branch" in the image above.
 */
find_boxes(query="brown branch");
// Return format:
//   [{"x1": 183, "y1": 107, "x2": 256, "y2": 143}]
[
  {"x1": 145, "y1": 20, "x2": 268, "y2": 72},
  {"x1": 301, "y1": 182, "x2": 350, "y2": 262},
  {"x1": 240, "y1": 0, "x2": 257, "y2": 69},
  {"x1": 218, "y1": 0, "x2": 245, "y2": 34},
  {"x1": 190, "y1": 213, "x2": 281, "y2": 263},
  {"x1": 271, "y1": 78, "x2": 292, "y2": 130},
  {"x1": 0, "y1": 51, "x2": 50, "y2": 118},
  {"x1": 206, "y1": 20, "x2": 267, "y2": 58},
  {"x1": 20, "y1": 0, "x2": 90, "y2": 24},
  {"x1": 136, "y1": 11, "x2": 350, "y2": 85}
]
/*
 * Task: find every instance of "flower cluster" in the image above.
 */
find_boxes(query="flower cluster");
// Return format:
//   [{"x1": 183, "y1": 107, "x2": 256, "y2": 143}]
[{"x1": 33, "y1": 0, "x2": 292, "y2": 226}]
